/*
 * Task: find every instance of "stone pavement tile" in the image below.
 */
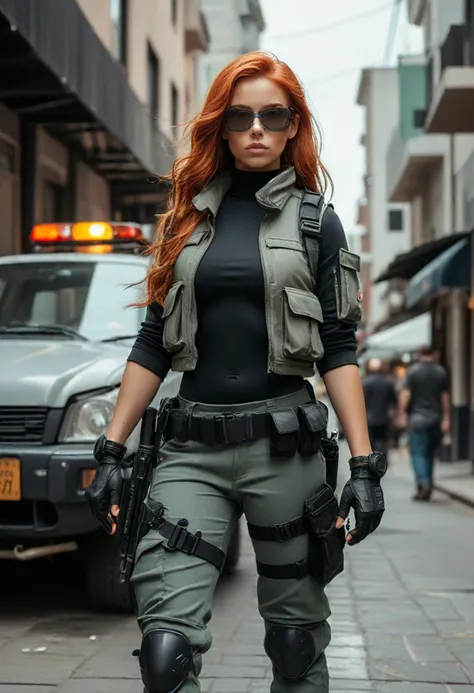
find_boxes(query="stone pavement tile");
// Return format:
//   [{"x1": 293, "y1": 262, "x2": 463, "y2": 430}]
[
  {"x1": 208, "y1": 678, "x2": 251, "y2": 692},
  {"x1": 369, "y1": 658, "x2": 470, "y2": 684},
  {"x1": 221, "y1": 655, "x2": 269, "y2": 668},
  {"x1": 435, "y1": 620, "x2": 474, "y2": 638},
  {"x1": 0, "y1": 688, "x2": 57, "y2": 693},
  {"x1": 330, "y1": 634, "x2": 365, "y2": 648},
  {"x1": 326, "y1": 682, "x2": 373, "y2": 691},
  {"x1": 72, "y1": 654, "x2": 140, "y2": 679},
  {"x1": 327, "y1": 645, "x2": 366, "y2": 659},
  {"x1": 0, "y1": 632, "x2": 100, "y2": 659},
  {"x1": 364, "y1": 632, "x2": 458, "y2": 662},
  {"x1": 58, "y1": 679, "x2": 144, "y2": 693},
  {"x1": 373, "y1": 684, "x2": 448, "y2": 693},
  {"x1": 201, "y1": 665, "x2": 267, "y2": 679},
  {"x1": 328, "y1": 658, "x2": 369, "y2": 680},
  {"x1": 446, "y1": 639, "x2": 474, "y2": 682},
  {"x1": 0, "y1": 654, "x2": 84, "y2": 685},
  {"x1": 416, "y1": 595, "x2": 467, "y2": 621}
]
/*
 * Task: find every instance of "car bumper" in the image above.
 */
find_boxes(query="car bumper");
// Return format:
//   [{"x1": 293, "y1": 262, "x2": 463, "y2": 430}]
[{"x1": 0, "y1": 443, "x2": 101, "y2": 539}]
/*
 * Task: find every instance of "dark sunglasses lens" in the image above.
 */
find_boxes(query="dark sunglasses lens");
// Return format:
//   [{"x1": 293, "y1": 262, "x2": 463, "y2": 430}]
[
  {"x1": 224, "y1": 109, "x2": 254, "y2": 131},
  {"x1": 261, "y1": 108, "x2": 291, "y2": 131}
]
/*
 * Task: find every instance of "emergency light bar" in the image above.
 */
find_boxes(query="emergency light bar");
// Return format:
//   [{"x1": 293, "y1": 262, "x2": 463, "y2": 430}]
[{"x1": 30, "y1": 222, "x2": 145, "y2": 245}]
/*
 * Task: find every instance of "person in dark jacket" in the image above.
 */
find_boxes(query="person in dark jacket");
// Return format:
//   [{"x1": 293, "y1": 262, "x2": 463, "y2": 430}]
[
  {"x1": 85, "y1": 51, "x2": 386, "y2": 693},
  {"x1": 362, "y1": 358, "x2": 397, "y2": 459}
]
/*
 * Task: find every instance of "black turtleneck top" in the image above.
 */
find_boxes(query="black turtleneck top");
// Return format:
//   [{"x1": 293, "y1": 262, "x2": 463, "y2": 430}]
[{"x1": 128, "y1": 168, "x2": 358, "y2": 404}]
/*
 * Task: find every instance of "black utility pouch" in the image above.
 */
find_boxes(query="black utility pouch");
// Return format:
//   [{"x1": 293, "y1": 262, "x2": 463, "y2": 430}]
[
  {"x1": 304, "y1": 483, "x2": 345, "y2": 586},
  {"x1": 296, "y1": 401, "x2": 328, "y2": 457},
  {"x1": 268, "y1": 409, "x2": 299, "y2": 458}
]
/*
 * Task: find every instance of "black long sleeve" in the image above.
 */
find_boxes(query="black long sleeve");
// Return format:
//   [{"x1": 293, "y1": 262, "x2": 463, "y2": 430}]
[
  {"x1": 127, "y1": 300, "x2": 172, "y2": 380},
  {"x1": 315, "y1": 205, "x2": 358, "y2": 377}
]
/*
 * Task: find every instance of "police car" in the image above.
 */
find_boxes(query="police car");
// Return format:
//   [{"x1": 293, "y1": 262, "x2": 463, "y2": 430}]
[{"x1": 0, "y1": 222, "x2": 240, "y2": 612}]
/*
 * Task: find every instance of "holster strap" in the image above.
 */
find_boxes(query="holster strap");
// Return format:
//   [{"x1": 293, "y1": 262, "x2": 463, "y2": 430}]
[
  {"x1": 247, "y1": 516, "x2": 308, "y2": 542},
  {"x1": 149, "y1": 516, "x2": 226, "y2": 573},
  {"x1": 256, "y1": 558, "x2": 312, "y2": 580},
  {"x1": 169, "y1": 409, "x2": 270, "y2": 445}
]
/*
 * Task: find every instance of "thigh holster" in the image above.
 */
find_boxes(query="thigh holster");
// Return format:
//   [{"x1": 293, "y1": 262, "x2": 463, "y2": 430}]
[{"x1": 138, "y1": 629, "x2": 195, "y2": 693}]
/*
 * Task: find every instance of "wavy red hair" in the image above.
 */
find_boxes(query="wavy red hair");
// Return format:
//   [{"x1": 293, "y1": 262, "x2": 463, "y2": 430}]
[{"x1": 139, "y1": 51, "x2": 331, "y2": 306}]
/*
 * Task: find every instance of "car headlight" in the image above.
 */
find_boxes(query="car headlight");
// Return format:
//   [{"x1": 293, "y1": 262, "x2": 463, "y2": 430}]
[{"x1": 59, "y1": 388, "x2": 118, "y2": 443}]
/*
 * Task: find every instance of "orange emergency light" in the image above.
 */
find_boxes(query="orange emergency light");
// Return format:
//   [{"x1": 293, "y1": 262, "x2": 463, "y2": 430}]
[{"x1": 30, "y1": 222, "x2": 145, "y2": 246}]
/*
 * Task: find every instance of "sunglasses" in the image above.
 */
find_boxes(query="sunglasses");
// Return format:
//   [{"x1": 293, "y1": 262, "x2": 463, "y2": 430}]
[{"x1": 223, "y1": 106, "x2": 295, "y2": 132}]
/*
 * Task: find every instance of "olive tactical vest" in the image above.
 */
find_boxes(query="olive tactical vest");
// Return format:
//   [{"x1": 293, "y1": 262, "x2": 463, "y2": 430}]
[{"x1": 161, "y1": 166, "x2": 362, "y2": 377}]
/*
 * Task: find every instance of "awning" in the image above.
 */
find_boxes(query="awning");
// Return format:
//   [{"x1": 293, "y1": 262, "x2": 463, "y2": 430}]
[
  {"x1": 374, "y1": 231, "x2": 470, "y2": 283},
  {"x1": 362, "y1": 312, "x2": 431, "y2": 358},
  {"x1": 405, "y1": 238, "x2": 470, "y2": 309}
]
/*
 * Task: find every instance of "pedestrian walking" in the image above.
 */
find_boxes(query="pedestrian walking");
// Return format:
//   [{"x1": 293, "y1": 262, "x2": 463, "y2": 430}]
[
  {"x1": 362, "y1": 358, "x2": 397, "y2": 459},
  {"x1": 398, "y1": 345, "x2": 450, "y2": 501},
  {"x1": 85, "y1": 51, "x2": 386, "y2": 693}
]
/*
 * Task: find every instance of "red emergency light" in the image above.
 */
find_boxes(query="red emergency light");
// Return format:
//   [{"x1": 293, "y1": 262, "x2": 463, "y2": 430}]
[{"x1": 30, "y1": 222, "x2": 145, "y2": 245}]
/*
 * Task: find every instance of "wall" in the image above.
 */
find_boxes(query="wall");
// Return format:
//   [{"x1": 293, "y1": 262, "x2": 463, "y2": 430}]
[
  {"x1": 0, "y1": 105, "x2": 20, "y2": 256},
  {"x1": 399, "y1": 59, "x2": 427, "y2": 140},
  {"x1": 75, "y1": 0, "x2": 113, "y2": 51},
  {"x1": 367, "y1": 69, "x2": 411, "y2": 328},
  {"x1": 76, "y1": 162, "x2": 111, "y2": 220}
]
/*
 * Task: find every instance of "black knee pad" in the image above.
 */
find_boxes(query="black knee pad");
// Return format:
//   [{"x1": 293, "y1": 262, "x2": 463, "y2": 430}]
[
  {"x1": 264, "y1": 625, "x2": 316, "y2": 681},
  {"x1": 139, "y1": 629, "x2": 194, "y2": 693}
]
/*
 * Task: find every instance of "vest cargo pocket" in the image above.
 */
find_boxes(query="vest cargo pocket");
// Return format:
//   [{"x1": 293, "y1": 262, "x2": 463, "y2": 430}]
[
  {"x1": 334, "y1": 248, "x2": 363, "y2": 323},
  {"x1": 162, "y1": 280, "x2": 185, "y2": 353},
  {"x1": 282, "y1": 287, "x2": 324, "y2": 361}
]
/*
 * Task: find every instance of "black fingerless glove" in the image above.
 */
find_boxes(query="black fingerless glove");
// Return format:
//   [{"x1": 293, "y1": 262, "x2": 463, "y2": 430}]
[
  {"x1": 84, "y1": 435, "x2": 127, "y2": 535},
  {"x1": 338, "y1": 452, "x2": 386, "y2": 546}
]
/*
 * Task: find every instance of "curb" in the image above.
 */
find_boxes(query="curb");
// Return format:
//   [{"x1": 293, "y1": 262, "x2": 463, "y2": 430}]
[{"x1": 433, "y1": 483, "x2": 474, "y2": 509}]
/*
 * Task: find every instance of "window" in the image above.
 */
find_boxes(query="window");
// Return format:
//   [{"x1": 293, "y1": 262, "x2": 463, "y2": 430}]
[
  {"x1": 171, "y1": 83, "x2": 179, "y2": 131},
  {"x1": 43, "y1": 181, "x2": 64, "y2": 223},
  {"x1": 147, "y1": 44, "x2": 160, "y2": 118},
  {"x1": 110, "y1": 0, "x2": 127, "y2": 65},
  {"x1": 0, "y1": 261, "x2": 147, "y2": 340},
  {"x1": 171, "y1": 0, "x2": 178, "y2": 26},
  {"x1": 388, "y1": 209, "x2": 404, "y2": 232}
]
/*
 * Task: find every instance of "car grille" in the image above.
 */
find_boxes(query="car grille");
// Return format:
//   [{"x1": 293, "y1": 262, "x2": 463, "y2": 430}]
[{"x1": 0, "y1": 407, "x2": 48, "y2": 443}]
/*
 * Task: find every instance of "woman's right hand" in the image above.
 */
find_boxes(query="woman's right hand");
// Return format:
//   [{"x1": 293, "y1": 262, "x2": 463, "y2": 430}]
[{"x1": 84, "y1": 436, "x2": 127, "y2": 535}]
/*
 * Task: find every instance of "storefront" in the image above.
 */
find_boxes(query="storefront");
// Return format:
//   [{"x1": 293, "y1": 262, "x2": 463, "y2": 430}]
[{"x1": 373, "y1": 231, "x2": 472, "y2": 464}]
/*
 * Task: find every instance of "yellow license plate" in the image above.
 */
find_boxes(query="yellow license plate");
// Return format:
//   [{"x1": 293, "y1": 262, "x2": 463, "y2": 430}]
[{"x1": 0, "y1": 458, "x2": 21, "y2": 501}]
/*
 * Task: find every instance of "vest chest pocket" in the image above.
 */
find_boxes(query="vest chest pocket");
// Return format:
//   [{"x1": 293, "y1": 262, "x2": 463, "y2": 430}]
[
  {"x1": 282, "y1": 287, "x2": 324, "y2": 362},
  {"x1": 334, "y1": 249, "x2": 363, "y2": 323},
  {"x1": 162, "y1": 280, "x2": 185, "y2": 353}
]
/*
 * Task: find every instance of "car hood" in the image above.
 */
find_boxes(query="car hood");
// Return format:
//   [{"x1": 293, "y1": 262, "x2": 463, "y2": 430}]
[{"x1": 0, "y1": 338, "x2": 131, "y2": 407}]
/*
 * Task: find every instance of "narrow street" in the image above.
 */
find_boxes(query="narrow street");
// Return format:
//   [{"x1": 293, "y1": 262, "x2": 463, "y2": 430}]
[{"x1": 1, "y1": 449, "x2": 474, "y2": 693}]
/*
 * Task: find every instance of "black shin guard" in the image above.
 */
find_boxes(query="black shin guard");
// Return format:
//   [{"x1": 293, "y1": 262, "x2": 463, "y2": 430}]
[{"x1": 264, "y1": 625, "x2": 316, "y2": 681}]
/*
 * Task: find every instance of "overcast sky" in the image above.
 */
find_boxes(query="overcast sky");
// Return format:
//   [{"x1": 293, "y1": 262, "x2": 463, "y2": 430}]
[{"x1": 259, "y1": 0, "x2": 423, "y2": 234}]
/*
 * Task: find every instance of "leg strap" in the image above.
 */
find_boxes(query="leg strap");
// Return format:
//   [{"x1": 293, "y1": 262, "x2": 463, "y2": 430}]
[
  {"x1": 247, "y1": 515, "x2": 308, "y2": 542},
  {"x1": 248, "y1": 515, "x2": 312, "y2": 580},
  {"x1": 148, "y1": 509, "x2": 226, "y2": 573}
]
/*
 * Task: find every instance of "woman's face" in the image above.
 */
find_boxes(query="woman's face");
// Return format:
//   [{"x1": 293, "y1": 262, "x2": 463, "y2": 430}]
[{"x1": 222, "y1": 76, "x2": 299, "y2": 172}]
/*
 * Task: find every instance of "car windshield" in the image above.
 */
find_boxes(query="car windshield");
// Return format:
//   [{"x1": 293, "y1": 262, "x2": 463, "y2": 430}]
[{"x1": 0, "y1": 260, "x2": 147, "y2": 341}]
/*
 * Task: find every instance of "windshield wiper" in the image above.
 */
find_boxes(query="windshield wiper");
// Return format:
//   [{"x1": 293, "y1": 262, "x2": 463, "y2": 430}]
[
  {"x1": 101, "y1": 335, "x2": 137, "y2": 343},
  {"x1": 0, "y1": 323, "x2": 88, "y2": 341}
]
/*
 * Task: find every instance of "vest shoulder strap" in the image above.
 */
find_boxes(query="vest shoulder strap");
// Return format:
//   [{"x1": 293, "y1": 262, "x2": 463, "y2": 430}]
[{"x1": 299, "y1": 190, "x2": 333, "y2": 286}]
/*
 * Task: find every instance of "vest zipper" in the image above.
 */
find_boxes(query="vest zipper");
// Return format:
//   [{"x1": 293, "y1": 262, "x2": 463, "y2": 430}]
[
  {"x1": 189, "y1": 214, "x2": 214, "y2": 362},
  {"x1": 259, "y1": 212, "x2": 274, "y2": 372}
]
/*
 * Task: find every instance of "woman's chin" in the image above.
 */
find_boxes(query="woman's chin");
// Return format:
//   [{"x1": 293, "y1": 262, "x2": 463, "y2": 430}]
[{"x1": 235, "y1": 154, "x2": 279, "y2": 172}]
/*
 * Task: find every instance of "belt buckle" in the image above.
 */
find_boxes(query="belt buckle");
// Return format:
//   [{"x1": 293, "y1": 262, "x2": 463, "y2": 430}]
[
  {"x1": 294, "y1": 559, "x2": 309, "y2": 580},
  {"x1": 271, "y1": 522, "x2": 294, "y2": 543},
  {"x1": 214, "y1": 414, "x2": 233, "y2": 444},
  {"x1": 168, "y1": 520, "x2": 188, "y2": 550}
]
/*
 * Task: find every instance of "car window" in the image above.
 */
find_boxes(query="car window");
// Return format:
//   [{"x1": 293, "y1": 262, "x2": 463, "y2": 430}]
[{"x1": 0, "y1": 260, "x2": 147, "y2": 340}]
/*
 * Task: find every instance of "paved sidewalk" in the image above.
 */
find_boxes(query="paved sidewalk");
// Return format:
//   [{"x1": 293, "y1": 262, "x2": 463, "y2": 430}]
[
  {"x1": 1, "y1": 448, "x2": 474, "y2": 692},
  {"x1": 434, "y1": 460, "x2": 474, "y2": 507}
]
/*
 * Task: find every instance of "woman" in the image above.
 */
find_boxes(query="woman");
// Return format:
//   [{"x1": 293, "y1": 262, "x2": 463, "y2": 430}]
[{"x1": 86, "y1": 52, "x2": 386, "y2": 693}]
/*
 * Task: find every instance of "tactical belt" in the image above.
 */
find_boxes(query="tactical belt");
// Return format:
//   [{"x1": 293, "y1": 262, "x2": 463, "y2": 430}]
[
  {"x1": 248, "y1": 515, "x2": 312, "y2": 581},
  {"x1": 168, "y1": 409, "x2": 270, "y2": 445},
  {"x1": 148, "y1": 513, "x2": 226, "y2": 573}
]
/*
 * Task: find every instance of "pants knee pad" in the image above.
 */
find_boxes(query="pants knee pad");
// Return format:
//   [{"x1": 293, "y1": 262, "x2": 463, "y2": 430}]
[
  {"x1": 139, "y1": 629, "x2": 194, "y2": 693},
  {"x1": 264, "y1": 625, "x2": 317, "y2": 681}
]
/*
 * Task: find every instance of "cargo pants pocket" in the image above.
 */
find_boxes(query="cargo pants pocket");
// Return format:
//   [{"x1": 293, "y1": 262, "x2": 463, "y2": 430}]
[{"x1": 334, "y1": 248, "x2": 363, "y2": 323}]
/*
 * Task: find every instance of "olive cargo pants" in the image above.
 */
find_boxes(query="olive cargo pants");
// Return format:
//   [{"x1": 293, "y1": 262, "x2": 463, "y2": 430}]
[{"x1": 131, "y1": 388, "x2": 332, "y2": 692}]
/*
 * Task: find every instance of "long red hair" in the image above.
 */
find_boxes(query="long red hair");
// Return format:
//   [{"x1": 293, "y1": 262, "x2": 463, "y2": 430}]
[{"x1": 140, "y1": 51, "x2": 331, "y2": 306}]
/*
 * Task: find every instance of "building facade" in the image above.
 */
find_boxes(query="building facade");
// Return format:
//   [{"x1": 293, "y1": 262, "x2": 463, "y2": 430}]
[
  {"x1": 198, "y1": 0, "x2": 265, "y2": 104},
  {"x1": 368, "y1": 0, "x2": 474, "y2": 463},
  {"x1": 356, "y1": 67, "x2": 412, "y2": 330},
  {"x1": 0, "y1": 0, "x2": 208, "y2": 256}
]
